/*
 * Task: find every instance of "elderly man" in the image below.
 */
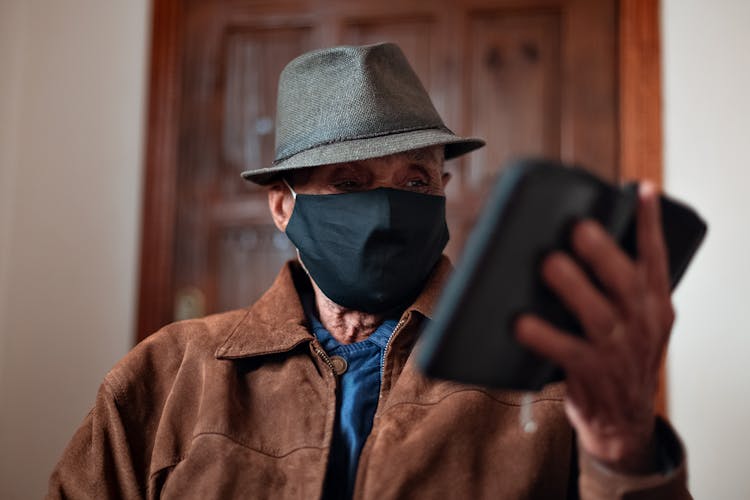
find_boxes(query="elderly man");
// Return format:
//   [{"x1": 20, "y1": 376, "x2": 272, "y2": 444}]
[{"x1": 49, "y1": 43, "x2": 689, "y2": 499}]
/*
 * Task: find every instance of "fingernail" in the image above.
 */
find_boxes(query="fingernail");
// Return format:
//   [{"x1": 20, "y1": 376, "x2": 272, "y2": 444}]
[
  {"x1": 639, "y1": 181, "x2": 657, "y2": 198},
  {"x1": 574, "y1": 220, "x2": 599, "y2": 249}
]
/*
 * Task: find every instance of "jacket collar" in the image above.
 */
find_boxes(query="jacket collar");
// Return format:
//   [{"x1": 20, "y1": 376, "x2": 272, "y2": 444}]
[{"x1": 215, "y1": 257, "x2": 453, "y2": 360}]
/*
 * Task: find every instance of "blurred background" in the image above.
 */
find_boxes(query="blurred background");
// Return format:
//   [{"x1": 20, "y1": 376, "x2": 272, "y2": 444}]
[{"x1": 0, "y1": 0, "x2": 748, "y2": 498}]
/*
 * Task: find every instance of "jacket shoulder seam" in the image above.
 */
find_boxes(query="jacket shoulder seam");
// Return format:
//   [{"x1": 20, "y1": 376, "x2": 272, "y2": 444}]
[{"x1": 102, "y1": 369, "x2": 128, "y2": 406}]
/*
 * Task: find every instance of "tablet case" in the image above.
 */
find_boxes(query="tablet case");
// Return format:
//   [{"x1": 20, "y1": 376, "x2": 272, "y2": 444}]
[{"x1": 416, "y1": 159, "x2": 707, "y2": 391}]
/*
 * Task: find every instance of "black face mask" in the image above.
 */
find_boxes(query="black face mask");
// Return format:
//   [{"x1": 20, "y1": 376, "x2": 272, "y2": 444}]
[{"x1": 284, "y1": 184, "x2": 449, "y2": 314}]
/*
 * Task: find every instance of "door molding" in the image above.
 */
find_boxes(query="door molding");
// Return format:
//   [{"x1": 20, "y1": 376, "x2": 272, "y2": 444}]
[
  {"x1": 619, "y1": 0, "x2": 663, "y2": 186},
  {"x1": 618, "y1": 0, "x2": 668, "y2": 415}
]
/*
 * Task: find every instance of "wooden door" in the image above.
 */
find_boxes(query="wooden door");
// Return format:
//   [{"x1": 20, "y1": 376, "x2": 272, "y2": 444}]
[
  {"x1": 138, "y1": 0, "x2": 662, "y2": 341},
  {"x1": 143, "y1": 0, "x2": 618, "y2": 328}
]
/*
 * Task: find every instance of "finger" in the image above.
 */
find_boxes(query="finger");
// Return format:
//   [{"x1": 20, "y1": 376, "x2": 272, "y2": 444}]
[
  {"x1": 516, "y1": 316, "x2": 634, "y2": 426},
  {"x1": 540, "y1": 252, "x2": 618, "y2": 342},
  {"x1": 637, "y1": 182, "x2": 671, "y2": 297},
  {"x1": 571, "y1": 220, "x2": 640, "y2": 313},
  {"x1": 515, "y1": 314, "x2": 594, "y2": 374},
  {"x1": 643, "y1": 290, "x2": 674, "y2": 359}
]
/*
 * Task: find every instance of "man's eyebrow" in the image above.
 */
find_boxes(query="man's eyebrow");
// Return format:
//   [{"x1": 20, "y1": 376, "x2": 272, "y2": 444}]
[
  {"x1": 405, "y1": 163, "x2": 436, "y2": 180},
  {"x1": 404, "y1": 149, "x2": 436, "y2": 163},
  {"x1": 328, "y1": 164, "x2": 366, "y2": 177}
]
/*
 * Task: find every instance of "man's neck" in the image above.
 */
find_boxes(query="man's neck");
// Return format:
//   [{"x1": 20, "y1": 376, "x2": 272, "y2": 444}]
[{"x1": 311, "y1": 282, "x2": 383, "y2": 344}]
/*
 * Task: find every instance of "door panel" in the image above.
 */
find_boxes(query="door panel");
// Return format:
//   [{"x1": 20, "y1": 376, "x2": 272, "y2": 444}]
[
  {"x1": 220, "y1": 27, "x2": 315, "y2": 196},
  {"x1": 465, "y1": 11, "x2": 562, "y2": 191},
  {"x1": 343, "y1": 18, "x2": 435, "y2": 84}
]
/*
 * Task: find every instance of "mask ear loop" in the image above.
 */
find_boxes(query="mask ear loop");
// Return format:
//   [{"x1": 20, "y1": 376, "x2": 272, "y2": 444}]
[
  {"x1": 282, "y1": 178, "x2": 297, "y2": 199},
  {"x1": 282, "y1": 178, "x2": 311, "y2": 275}
]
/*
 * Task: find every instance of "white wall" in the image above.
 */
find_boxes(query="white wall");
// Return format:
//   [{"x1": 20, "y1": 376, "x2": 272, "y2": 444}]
[
  {"x1": 664, "y1": 1, "x2": 750, "y2": 499},
  {"x1": 0, "y1": 0, "x2": 27, "y2": 388},
  {"x1": 0, "y1": 1, "x2": 150, "y2": 498}
]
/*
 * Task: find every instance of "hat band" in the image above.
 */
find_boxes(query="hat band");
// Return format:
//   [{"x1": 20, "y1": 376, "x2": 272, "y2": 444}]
[{"x1": 273, "y1": 124, "x2": 453, "y2": 165}]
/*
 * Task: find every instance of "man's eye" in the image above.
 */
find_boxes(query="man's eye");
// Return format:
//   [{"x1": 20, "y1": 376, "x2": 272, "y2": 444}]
[
  {"x1": 332, "y1": 180, "x2": 363, "y2": 191},
  {"x1": 406, "y1": 179, "x2": 429, "y2": 188}
]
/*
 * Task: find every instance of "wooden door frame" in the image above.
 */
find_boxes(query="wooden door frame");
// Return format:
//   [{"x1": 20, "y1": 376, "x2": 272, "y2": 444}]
[
  {"x1": 136, "y1": 0, "x2": 666, "y2": 406},
  {"x1": 618, "y1": 0, "x2": 667, "y2": 415},
  {"x1": 136, "y1": 0, "x2": 183, "y2": 346}
]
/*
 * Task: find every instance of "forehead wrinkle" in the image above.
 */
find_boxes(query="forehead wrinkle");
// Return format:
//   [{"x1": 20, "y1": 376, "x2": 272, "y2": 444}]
[
  {"x1": 316, "y1": 146, "x2": 444, "y2": 181},
  {"x1": 401, "y1": 163, "x2": 431, "y2": 179},
  {"x1": 404, "y1": 149, "x2": 428, "y2": 162},
  {"x1": 329, "y1": 163, "x2": 369, "y2": 176},
  {"x1": 402, "y1": 146, "x2": 442, "y2": 163}
]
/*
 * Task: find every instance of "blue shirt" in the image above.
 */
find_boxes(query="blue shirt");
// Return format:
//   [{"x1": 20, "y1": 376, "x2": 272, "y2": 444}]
[{"x1": 306, "y1": 306, "x2": 398, "y2": 499}]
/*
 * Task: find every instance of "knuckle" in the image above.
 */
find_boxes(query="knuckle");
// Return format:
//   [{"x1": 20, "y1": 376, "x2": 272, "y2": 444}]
[{"x1": 593, "y1": 308, "x2": 618, "y2": 334}]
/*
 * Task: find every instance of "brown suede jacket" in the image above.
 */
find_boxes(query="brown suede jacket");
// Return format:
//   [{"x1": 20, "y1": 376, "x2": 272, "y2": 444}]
[{"x1": 48, "y1": 259, "x2": 690, "y2": 499}]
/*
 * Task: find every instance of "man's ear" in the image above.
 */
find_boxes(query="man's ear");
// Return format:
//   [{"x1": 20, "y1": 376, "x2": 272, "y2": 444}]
[
  {"x1": 268, "y1": 182, "x2": 294, "y2": 232},
  {"x1": 441, "y1": 171, "x2": 452, "y2": 189}
]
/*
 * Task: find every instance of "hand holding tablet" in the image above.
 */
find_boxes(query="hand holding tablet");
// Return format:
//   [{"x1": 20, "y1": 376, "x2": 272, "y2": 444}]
[{"x1": 417, "y1": 159, "x2": 707, "y2": 392}]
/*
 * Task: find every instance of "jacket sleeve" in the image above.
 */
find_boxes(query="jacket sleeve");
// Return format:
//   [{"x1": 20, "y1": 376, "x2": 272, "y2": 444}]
[
  {"x1": 578, "y1": 417, "x2": 692, "y2": 499},
  {"x1": 47, "y1": 379, "x2": 145, "y2": 500}
]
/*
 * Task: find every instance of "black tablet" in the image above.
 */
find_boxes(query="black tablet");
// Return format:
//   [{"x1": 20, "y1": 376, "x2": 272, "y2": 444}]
[{"x1": 416, "y1": 159, "x2": 707, "y2": 391}]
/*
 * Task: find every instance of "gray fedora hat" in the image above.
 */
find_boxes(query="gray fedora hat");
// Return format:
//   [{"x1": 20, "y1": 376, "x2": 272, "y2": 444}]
[{"x1": 242, "y1": 42, "x2": 485, "y2": 184}]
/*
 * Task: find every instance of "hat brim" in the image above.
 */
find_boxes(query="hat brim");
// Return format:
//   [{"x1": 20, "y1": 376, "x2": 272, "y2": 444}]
[{"x1": 241, "y1": 128, "x2": 485, "y2": 185}]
